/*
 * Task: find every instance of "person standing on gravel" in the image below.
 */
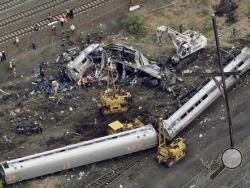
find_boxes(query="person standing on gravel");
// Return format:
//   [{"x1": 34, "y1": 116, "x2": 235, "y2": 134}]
[
  {"x1": 86, "y1": 33, "x2": 91, "y2": 44},
  {"x1": 12, "y1": 67, "x2": 17, "y2": 77},
  {"x1": 31, "y1": 40, "x2": 37, "y2": 49},
  {"x1": 60, "y1": 16, "x2": 65, "y2": 27},
  {"x1": 51, "y1": 25, "x2": 56, "y2": 35},
  {"x1": 66, "y1": 9, "x2": 70, "y2": 19},
  {"x1": 70, "y1": 8, "x2": 74, "y2": 19},
  {"x1": 15, "y1": 36, "x2": 20, "y2": 47},
  {"x1": 9, "y1": 58, "x2": 15, "y2": 70},
  {"x1": 47, "y1": 13, "x2": 52, "y2": 22},
  {"x1": 39, "y1": 62, "x2": 45, "y2": 79},
  {"x1": 2, "y1": 51, "x2": 6, "y2": 61},
  {"x1": 9, "y1": 58, "x2": 16, "y2": 77},
  {"x1": 0, "y1": 51, "x2": 2, "y2": 62}
]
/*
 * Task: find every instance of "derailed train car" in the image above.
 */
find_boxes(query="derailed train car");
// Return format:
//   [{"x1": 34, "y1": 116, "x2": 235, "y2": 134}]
[
  {"x1": 0, "y1": 125, "x2": 157, "y2": 184},
  {"x1": 163, "y1": 47, "x2": 250, "y2": 140}
]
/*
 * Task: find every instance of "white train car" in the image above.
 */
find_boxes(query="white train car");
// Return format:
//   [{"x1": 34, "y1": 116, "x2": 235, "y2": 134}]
[
  {"x1": 163, "y1": 47, "x2": 250, "y2": 140},
  {"x1": 0, "y1": 125, "x2": 157, "y2": 184},
  {"x1": 65, "y1": 43, "x2": 100, "y2": 81}
]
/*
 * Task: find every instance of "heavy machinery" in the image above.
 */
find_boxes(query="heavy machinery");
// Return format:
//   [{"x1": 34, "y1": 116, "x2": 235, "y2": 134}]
[
  {"x1": 97, "y1": 88, "x2": 131, "y2": 115},
  {"x1": 108, "y1": 118, "x2": 144, "y2": 134},
  {"x1": 157, "y1": 118, "x2": 186, "y2": 167},
  {"x1": 157, "y1": 26, "x2": 207, "y2": 65},
  {"x1": 162, "y1": 47, "x2": 250, "y2": 140},
  {"x1": 97, "y1": 59, "x2": 132, "y2": 115}
]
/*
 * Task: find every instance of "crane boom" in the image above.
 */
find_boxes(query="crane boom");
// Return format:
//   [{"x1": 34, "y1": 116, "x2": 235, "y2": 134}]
[{"x1": 157, "y1": 25, "x2": 207, "y2": 63}]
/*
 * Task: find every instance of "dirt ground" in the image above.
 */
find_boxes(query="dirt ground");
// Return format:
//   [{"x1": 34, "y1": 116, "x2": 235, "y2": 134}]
[{"x1": 0, "y1": 0, "x2": 250, "y2": 188}]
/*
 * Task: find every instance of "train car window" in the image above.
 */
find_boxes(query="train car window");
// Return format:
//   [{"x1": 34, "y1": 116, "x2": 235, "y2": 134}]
[
  {"x1": 72, "y1": 68, "x2": 79, "y2": 73},
  {"x1": 236, "y1": 61, "x2": 244, "y2": 69},
  {"x1": 2, "y1": 162, "x2": 9, "y2": 169},
  {"x1": 195, "y1": 100, "x2": 201, "y2": 107},
  {"x1": 180, "y1": 112, "x2": 187, "y2": 119},
  {"x1": 187, "y1": 106, "x2": 194, "y2": 113},
  {"x1": 202, "y1": 94, "x2": 208, "y2": 100}
]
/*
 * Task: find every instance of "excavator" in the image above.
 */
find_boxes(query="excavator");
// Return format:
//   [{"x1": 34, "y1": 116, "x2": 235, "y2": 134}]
[
  {"x1": 157, "y1": 25, "x2": 207, "y2": 66},
  {"x1": 157, "y1": 118, "x2": 186, "y2": 167},
  {"x1": 97, "y1": 58, "x2": 132, "y2": 115}
]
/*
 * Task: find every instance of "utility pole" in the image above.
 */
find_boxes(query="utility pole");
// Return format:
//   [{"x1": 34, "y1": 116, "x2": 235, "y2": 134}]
[
  {"x1": 212, "y1": 14, "x2": 234, "y2": 148},
  {"x1": 209, "y1": 14, "x2": 241, "y2": 178}
]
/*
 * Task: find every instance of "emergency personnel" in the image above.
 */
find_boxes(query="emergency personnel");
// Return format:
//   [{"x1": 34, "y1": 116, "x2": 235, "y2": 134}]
[
  {"x1": 87, "y1": 75, "x2": 94, "y2": 84},
  {"x1": 9, "y1": 58, "x2": 15, "y2": 70},
  {"x1": 60, "y1": 16, "x2": 65, "y2": 27},
  {"x1": 31, "y1": 40, "x2": 37, "y2": 49},
  {"x1": 0, "y1": 51, "x2": 2, "y2": 62},
  {"x1": 51, "y1": 25, "x2": 56, "y2": 34},
  {"x1": 66, "y1": 9, "x2": 70, "y2": 19},
  {"x1": 15, "y1": 36, "x2": 20, "y2": 47},
  {"x1": 86, "y1": 33, "x2": 91, "y2": 44},
  {"x1": 12, "y1": 67, "x2": 16, "y2": 77},
  {"x1": 39, "y1": 63, "x2": 45, "y2": 79},
  {"x1": 47, "y1": 13, "x2": 52, "y2": 21},
  {"x1": 34, "y1": 23, "x2": 39, "y2": 31},
  {"x1": 51, "y1": 80, "x2": 59, "y2": 93},
  {"x1": 69, "y1": 8, "x2": 74, "y2": 19},
  {"x1": 2, "y1": 51, "x2": 6, "y2": 61}
]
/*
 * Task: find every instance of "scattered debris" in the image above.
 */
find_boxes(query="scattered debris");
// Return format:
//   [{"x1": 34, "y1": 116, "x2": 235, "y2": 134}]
[
  {"x1": 16, "y1": 125, "x2": 43, "y2": 135},
  {"x1": 129, "y1": 5, "x2": 140, "y2": 12}
]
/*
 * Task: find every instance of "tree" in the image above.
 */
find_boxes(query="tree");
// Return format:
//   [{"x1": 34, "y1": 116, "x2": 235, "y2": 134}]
[{"x1": 122, "y1": 15, "x2": 144, "y2": 34}]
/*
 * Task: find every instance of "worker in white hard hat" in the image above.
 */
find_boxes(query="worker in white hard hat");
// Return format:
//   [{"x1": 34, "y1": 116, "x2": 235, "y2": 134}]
[
  {"x1": 15, "y1": 36, "x2": 20, "y2": 47},
  {"x1": 9, "y1": 58, "x2": 15, "y2": 70}
]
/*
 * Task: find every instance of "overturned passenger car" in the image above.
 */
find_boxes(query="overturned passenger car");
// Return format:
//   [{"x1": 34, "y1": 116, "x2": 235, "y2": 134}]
[{"x1": 65, "y1": 44, "x2": 100, "y2": 81}]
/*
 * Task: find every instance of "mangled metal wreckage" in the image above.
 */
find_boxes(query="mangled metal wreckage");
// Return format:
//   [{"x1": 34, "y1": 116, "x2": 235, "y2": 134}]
[
  {"x1": 104, "y1": 43, "x2": 161, "y2": 79},
  {"x1": 65, "y1": 44, "x2": 101, "y2": 81},
  {"x1": 64, "y1": 43, "x2": 163, "y2": 82}
]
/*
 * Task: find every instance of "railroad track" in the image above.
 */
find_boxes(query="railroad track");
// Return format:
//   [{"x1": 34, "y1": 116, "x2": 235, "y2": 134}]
[
  {"x1": 0, "y1": 0, "x2": 26, "y2": 12},
  {"x1": 86, "y1": 151, "x2": 153, "y2": 188},
  {"x1": 0, "y1": 0, "x2": 114, "y2": 45},
  {"x1": 0, "y1": 0, "x2": 70, "y2": 28}
]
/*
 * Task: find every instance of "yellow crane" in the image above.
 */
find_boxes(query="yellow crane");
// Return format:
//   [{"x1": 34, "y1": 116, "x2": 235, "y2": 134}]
[
  {"x1": 97, "y1": 59, "x2": 132, "y2": 115},
  {"x1": 157, "y1": 118, "x2": 186, "y2": 167}
]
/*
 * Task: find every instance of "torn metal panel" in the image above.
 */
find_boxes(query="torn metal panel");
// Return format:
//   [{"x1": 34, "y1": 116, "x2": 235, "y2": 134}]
[
  {"x1": 105, "y1": 43, "x2": 162, "y2": 79},
  {"x1": 65, "y1": 44, "x2": 100, "y2": 81}
]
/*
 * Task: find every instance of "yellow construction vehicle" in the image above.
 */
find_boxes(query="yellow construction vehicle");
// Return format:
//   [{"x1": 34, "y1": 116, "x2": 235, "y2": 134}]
[
  {"x1": 108, "y1": 118, "x2": 144, "y2": 134},
  {"x1": 157, "y1": 118, "x2": 186, "y2": 167},
  {"x1": 97, "y1": 60, "x2": 131, "y2": 115},
  {"x1": 97, "y1": 88, "x2": 131, "y2": 115}
]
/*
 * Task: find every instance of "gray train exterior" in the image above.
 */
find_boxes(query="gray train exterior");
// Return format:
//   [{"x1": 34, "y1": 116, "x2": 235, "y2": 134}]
[
  {"x1": 0, "y1": 125, "x2": 157, "y2": 184},
  {"x1": 163, "y1": 47, "x2": 250, "y2": 140}
]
